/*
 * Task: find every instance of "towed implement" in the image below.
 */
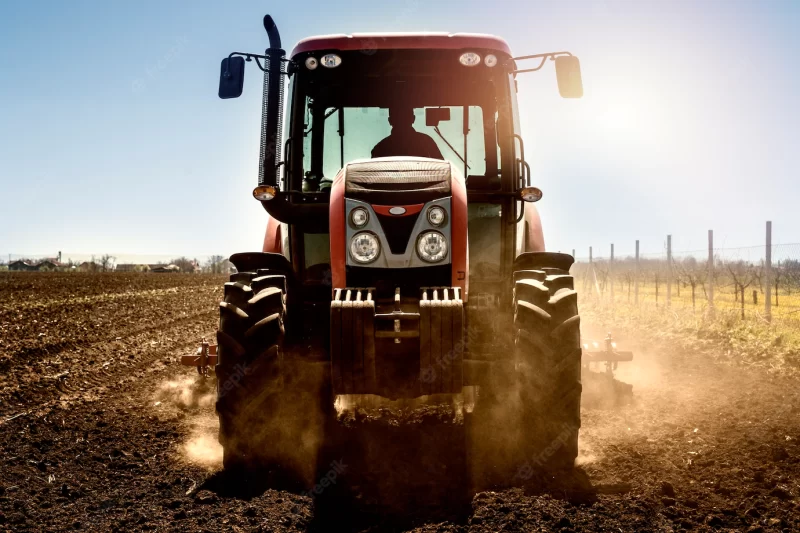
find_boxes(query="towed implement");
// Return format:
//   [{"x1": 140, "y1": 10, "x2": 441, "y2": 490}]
[{"x1": 183, "y1": 14, "x2": 632, "y2": 473}]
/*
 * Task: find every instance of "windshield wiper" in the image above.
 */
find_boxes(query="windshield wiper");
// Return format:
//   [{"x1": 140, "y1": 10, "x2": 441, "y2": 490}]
[
  {"x1": 433, "y1": 126, "x2": 470, "y2": 170},
  {"x1": 304, "y1": 107, "x2": 339, "y2": 136}
]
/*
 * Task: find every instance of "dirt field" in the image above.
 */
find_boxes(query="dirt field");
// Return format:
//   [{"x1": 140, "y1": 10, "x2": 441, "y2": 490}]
[{"x1": 1, "y1": 272, "x2": 799, "y2": 532}]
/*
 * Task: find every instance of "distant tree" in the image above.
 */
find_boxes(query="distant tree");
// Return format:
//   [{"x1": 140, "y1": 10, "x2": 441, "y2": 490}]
[
  {"x1": 99, "y1": 254, "x2": 116, "y2": 272},
  {"x1": 677, "y1": 257, "x2": 707, "y2": 311},
  {"x1": 592, "y1": 261, "x2": 609, "y2": 299},
  {"x1": 621, "y1": 269, "x2": 635, "y2": 302},
  {"x1": 204, "y1": 255, "x2": 226, "y2": 274},
  {"x1": 726, "y1": 260, "x2": 758, "y2": 319},
  {"x1": 170, "y1": 257, "x2": 195, "y2": 273}
]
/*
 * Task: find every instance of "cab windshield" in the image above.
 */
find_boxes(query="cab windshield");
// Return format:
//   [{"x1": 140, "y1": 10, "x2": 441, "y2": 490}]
[{"x1": 291, "y1": 53, "x2": 505, "y2": 190}]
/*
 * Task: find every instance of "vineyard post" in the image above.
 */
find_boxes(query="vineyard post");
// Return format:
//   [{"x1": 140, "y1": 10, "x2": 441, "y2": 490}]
[
  {"x1": 765, "y1": 221, "x2": 772, "y2": 322},
  {"x1": 610, "y1": 243, "x2": 615, "y2": 306},
  {"x1": 667, "y1": 235, "x2": 672, "y2": 307},
  {"x1": 708, "y1": 230, "x2": 715, "y2": 316},
  {"x1": 585, "y1": 246, "x2": 593, "y2": 297},
  {"x1": 635, "y1": 240, "x2": 640, "y2": 305}
]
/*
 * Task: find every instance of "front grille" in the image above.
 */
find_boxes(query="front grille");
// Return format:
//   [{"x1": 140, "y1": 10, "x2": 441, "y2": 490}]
[
  {"x1": 344, "y1": 159, "x2": 452, "y2": 204},
  {"x1": 375, "y1": 212, "x2": 421, "y2": 254}
]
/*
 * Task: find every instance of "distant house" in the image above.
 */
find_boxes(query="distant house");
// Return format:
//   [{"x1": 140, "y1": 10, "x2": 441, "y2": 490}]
[
  {"x1": 116, "y1": 263, "x2": 150, "y2": 273},
  {"x1": 35, "y1": 260, "x2": 62, "y2": 272},
  {"x1": 9, "y1": 259, "x2": 66, "y2": 272},
  {"x1": 9, "y1": 260, "x2": 37, "y2": 272},
  {"x1": 78, "y1": 261, "x2": 99, "y2": 272},
  {"x1": 149, "y1": 264, "x2": 180, "y2": 273}
]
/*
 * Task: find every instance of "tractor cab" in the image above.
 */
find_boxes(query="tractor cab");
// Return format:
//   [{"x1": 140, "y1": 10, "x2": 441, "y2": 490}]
[{"x1": 219, "y1": 21, "x2": 582, "y2": 303}]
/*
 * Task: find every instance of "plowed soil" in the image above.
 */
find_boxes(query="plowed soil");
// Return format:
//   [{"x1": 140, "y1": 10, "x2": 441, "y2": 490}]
[{"x1": 1, "y1": 272, "x2": 799, "y2": 532}]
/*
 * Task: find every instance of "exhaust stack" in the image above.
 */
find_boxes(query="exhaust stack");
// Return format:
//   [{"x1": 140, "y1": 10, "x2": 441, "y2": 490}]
[{"x1": 259, "y1": 15, "x2": 285, "y2": 187}]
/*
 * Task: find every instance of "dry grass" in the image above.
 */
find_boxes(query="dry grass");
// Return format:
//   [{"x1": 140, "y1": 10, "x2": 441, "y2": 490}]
[{"x1": 580, "y1": 293, "x2": 800, "y2": 375}]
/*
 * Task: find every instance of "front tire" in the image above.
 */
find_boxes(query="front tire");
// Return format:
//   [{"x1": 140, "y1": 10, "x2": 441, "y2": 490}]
[
  {"x1": 215, "y1": 270, "x2": 287, "y2": 471},
  {"x1": 513, "y1": 267, "x2": 582, "y2": 470}
]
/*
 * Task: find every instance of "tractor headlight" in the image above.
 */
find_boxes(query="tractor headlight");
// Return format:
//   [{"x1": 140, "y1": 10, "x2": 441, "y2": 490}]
[
  {"x1": 417, "y1": 231, "x2": 448, "y2": 263},
  {"x1": 350, "y1": 232, "x2": 380, "y2": 264},
  {"x1": 350, "y1": 207, "x2": 369, "y2": 227},
  {"x1": 427, "y1": 206, "x2": 446, "y2": 226},
  {"x1": 459, "y1": 52, "x2": 481, "y2": 67}
]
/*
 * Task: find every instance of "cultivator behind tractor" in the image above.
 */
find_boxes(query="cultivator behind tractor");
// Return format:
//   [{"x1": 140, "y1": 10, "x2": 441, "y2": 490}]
[
  {"x1": 179, "y1": 13, "x2": 638, "y2": 474},
  {"x1": 183, "y1": 333, "x2": 634, "y2": 390},
  {"x1": 580, "y1": 333, "x2": 634, "y2": 403}
]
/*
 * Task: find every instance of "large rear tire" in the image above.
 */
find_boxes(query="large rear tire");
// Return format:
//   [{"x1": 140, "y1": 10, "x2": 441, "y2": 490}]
[{"x1": 513, "y1": 267, "x2": 582, "y2": 470}]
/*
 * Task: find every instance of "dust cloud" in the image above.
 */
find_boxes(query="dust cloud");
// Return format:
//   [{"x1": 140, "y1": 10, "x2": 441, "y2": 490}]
[{"x1": 152, "y1": 374, "x2": 222, "y2": 469}]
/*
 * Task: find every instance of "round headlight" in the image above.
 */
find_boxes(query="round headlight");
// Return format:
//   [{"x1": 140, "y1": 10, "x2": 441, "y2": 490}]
[
  {"x1": 321, "y1": 54, "x2": 342, "y2": 68},
  {"x1": 484, "y1": 54, "x2": 498, "y2": 67},
  {"x1": 350, "y1": 232, "x2": 380, "y2": 264},
  {"x1": 427, "y1": 206, "x2": 446, "y2": 226},
  {"x1": 417, "y1": 231, "x2": 448, "y2": 263},
  {"x1": 459, "y1": 52, "x2": 481, "y2": 67},
  {"x1": 305, "y1": 57, "x2": 318, "y2": 70},
  {"x1": 350, "y1": 207, "x2": 369, "y2": 227}
]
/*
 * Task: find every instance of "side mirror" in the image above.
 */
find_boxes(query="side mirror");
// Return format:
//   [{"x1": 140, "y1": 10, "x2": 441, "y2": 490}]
[
  {"x1": 555, "y1": 56, "x2": 583, "y2": 99},
  {"x1": 425, "y1": 107, "x2": 451, "y2": 127},
  {"x1": 219, "y1": 56, "x2": 245, "y2": 99}
]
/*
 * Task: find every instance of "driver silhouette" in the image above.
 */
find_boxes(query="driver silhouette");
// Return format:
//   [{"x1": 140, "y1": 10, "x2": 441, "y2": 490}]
[{"x1": 371, "y1": 107, "x2": 444, "y2": 160}]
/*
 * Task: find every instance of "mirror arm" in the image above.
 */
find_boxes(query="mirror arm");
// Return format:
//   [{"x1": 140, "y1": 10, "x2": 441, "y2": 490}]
[
  {"x1": 521, "y1": 160, "x2": 532, "y2": 188},
  {"x1": 514, "y1": 200, "x2": 525, "y2": 224},
  {"x1": 225, "y1": 52, "x2": 291, "y2": 75},
  {"x1": 512, "y1": 133, "x2": 526, "y2": 187},
  {"x1": 511, "y1": 51, "x2": 573, "y2": 74}
]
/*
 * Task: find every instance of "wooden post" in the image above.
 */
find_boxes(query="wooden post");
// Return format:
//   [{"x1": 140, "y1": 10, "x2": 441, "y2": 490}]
[
  {"x1": 635, "y1": 240, "x2": 640, "y2": 305},
  {"x1": 708, "y1": 230, "x2": 714, "y2": 316},
  {"x1": 610, "y1": 243, "x2": 614, "y2": 305},
  {"x1": 666, "y1": 235, "x2": 672, "y2": 307},
  {"x1": 765, "y1": 221, "x2": 772, "y2": 322},
  {"x1": 584, "y1": 246, "x2": 593, "y2": 297}
]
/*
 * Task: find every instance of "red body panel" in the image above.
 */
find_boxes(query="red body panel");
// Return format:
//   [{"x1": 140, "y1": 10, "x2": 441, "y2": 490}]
[
  {"x1": 329, "y1": 172, "x2": 347, "y2": 289},
  {"x1": 450, "y1": 173, "x2": 468, "y2": 298},
  {"x1": 262, "y1": 214, "x2": 282, "y2": 253},
  {"x1": 524, "y1": 204, "x2": 546, "y2": 252},
  {"x1": 371, "y1": 204, "x2": 424, "y2": 217},
  {"x1": 292, "y1": 33, "x2": 512, "y2": 58}
]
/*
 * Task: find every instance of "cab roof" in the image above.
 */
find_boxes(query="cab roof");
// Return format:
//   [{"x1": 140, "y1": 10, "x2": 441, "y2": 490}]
[{"x1": 290, "y1": 33, "x2": 512, "y2": 58}]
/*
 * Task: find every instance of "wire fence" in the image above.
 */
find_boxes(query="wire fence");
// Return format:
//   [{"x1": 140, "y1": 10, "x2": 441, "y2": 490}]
[{"x1": 572, "y1": 225, "x2": 800, "y2": 327}]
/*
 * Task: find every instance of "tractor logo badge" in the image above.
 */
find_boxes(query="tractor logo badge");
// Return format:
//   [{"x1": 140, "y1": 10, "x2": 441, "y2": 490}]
[{"x1": 389, "y1": 207, "x2": 406, "y2": 216}]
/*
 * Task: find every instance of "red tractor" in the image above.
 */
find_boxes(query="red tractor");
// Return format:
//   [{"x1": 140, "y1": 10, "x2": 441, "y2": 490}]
[{"x1": 186, "y1": 15, "x2": 592, "y2": 475}]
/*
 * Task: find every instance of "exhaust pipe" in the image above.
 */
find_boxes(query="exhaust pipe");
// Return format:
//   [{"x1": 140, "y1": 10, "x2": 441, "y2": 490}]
[{"x1": 259, "y1": 15, "x2": 285, "y2": 188}]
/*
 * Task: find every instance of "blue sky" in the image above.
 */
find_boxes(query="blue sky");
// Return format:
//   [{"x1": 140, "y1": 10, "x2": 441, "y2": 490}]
[{"x1": 1, "y1": 0, "x2": 798, "y2": 262}]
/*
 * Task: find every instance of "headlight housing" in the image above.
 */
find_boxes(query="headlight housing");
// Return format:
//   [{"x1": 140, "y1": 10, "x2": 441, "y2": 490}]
[
  {"x1": 427, "y1": 206, "x2": 446, "y2": 226},
  {"x1": 350, "y1": 207, "x2": 369, "y2": 227},
  {"x1": 417, "y1": 231, "x2": 448, "y2": 263},
  {"x1": 350, "y1": 232, "x2": 381, "y2": 264}
]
